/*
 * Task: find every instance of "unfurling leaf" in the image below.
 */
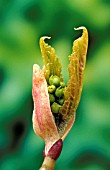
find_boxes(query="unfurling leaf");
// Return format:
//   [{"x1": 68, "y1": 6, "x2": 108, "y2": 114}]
[
  {"x1": 59, "y1": 27, "x2": 88, "y2": 139},
  {"x1": 40, "y1": 37, "x2": 63, "y2": 82}
]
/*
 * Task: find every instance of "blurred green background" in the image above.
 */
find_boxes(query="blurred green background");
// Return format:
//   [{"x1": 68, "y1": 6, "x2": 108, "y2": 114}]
[{"x1": 0, "y1": 0, "x2": 110, "y2": 169}]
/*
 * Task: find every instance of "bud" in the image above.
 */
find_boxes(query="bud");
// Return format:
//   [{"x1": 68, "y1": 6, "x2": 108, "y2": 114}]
[
  {"x1": 48, "y1": 85, "x2": 56, "y2": 93},
  {"x1": 60, "y1": 82, "x2": 66, "y2": 88},
  {"x1": 32, "y1": 27, "x2": 88, "y2": 168},
  {"x1": 47, "y1": 139, "x2": 63, "y2": 160},
  {"x1": 55, "y1": 87, "x2": 64, "y2": 98},
  {"x1": 58, "y1": 98, "x2": 64, "y2": 105},
  {"x1": 51, "y1": 102, "x2": 61, "y2": 114},
  {"x1": 49, "y1": 94, "x2": 55, "y2": 103},
  {"x1": 49, "y1": 75, "x2": 60, "y2": 87}
]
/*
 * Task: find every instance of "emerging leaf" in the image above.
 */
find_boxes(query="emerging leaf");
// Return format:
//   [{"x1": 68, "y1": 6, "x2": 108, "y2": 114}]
[
  {"x1": 40, "y1": 37, "x2": 63, "y2": 82},
  {"x1": 32, "y1": 64, "x2": 60, "y2": 154},
  {"x1": 59, "y1": 26, "x2": 88, "y2": 139}
]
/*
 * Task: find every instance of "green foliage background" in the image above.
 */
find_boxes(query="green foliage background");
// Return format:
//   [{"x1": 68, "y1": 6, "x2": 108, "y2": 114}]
[{"x1": 0, "y1": 0, "x2": 110, "y2": 169}]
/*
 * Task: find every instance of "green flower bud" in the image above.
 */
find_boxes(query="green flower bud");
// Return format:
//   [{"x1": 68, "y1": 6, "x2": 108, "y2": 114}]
[
  {"x1": 55, "y1": 87, "x2": 64, "y2": 98},
  {"x1": 58, "y1": 98, "x2": 64, "y2": 105},
  {"x1": 60, "y1": 82, "x2": 66, "y2": 88},
  {"x1": 51, "y1": 102, "x2": 61, "y2": 114},
  {"x1": 49, "y1": 94, "x2": 55, "y2": 103},
  {"x1": 49, "y1": 75, "x2": 60, "y2": 86},
  {"x1": 48, "y1": 85, "x2": 56, "y2": 93}
]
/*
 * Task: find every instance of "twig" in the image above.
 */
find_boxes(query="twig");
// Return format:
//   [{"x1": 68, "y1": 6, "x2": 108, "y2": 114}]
[{"x1": 40, "y1": 156, "x2": 56, "y2": 170}]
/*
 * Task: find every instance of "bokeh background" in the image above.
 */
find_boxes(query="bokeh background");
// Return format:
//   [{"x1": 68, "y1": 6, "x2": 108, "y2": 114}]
[{"x1": 0, "y1": 0, "x2": 110, "y2": 169}]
